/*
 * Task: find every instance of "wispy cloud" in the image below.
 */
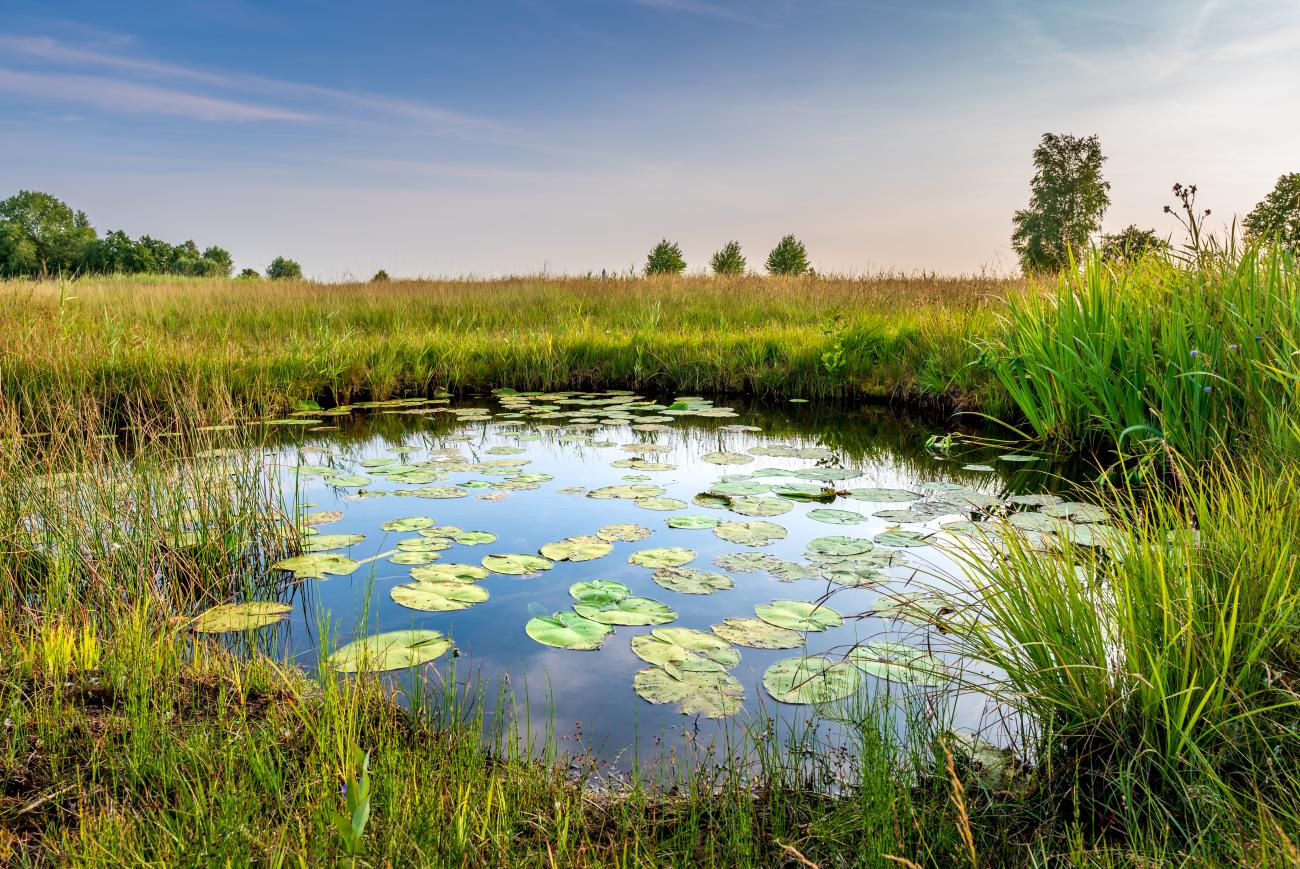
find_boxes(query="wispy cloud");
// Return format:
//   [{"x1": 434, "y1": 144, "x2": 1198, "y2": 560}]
[
  {"x1": 0, "y1": 34, "x2": 514, "y2": 139},
  {"x1": 0, "y1": 68, "x2": 313, "y2": 121},
  {"x1": 630, "y1": 0, "x2": 761, "y2": 25}
]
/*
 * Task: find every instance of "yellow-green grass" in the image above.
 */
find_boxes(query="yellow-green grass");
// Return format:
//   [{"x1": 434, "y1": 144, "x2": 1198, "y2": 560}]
[{"x1": 0, "y1": 272, "x2": 1017, "y2": 430}]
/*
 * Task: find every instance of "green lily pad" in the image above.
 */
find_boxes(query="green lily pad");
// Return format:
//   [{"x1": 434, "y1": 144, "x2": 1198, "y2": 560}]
[
  {"x1": 397, "y1": 537, "x2": 451, "y2": 552},
  {"x1": 708, "y1": 480, "x2": 772, "y2": 497},
  {"x1": 634, "y1": 497, "x2": 688, "y2": 511},
  {"x1": 701, "y1": 451, "x2": 752, "y2": 465},
  {"x1": 628, "y1": 547, "x2": 695, "y2": 568},
  {"x1": 999, "y1": 454, "x2": 1041, "y2": 463},
  {"x1": 714, "y1": 520, "x2": 787, "y2": 546},
  {"x1": 871, "y1": 592, "x2": 959, "y2": 627},
  {"x1": 390, "y1": 551, "x2": 441, "y2": 565},
  {"x1": 806, "y1": 536, "x2": 874, "y2": 557},
  {"x1": 652, "y1": 567, "x2": 734, "y2": 595},
  {"x1": 411, "y1": 563, "x2": 488, "y2": 582},
  {"x1": 692, "y1": 493, "x2": 732, "y2": 510},
  {"x1": 192, "y1": 602, "x2": 292, "y2": 633},
  {"x1": 872, "y1": 509, "x2": 934, "y2": 523},
  {"x1": 359, "y1": 457, "x2": 397, "y2": 468},
  {"x1": 873, "y1": 528, "x2": 933, "y2": 547},
  {"x1": 755, "y1": 600, "x2": 843, "y2": 632},
  {"x1": 845, "y1": 488, "x2": 920, "y2": 503},
  {"x1": 824, "y1": 565, "x2": 887, "y2": 587},
  {"x1": 762, "y1": 656, "x2": 862, "y2": 705},
  {"x1": 328, "y1": 630, "x2": 452, "y2": 673},
  {"x1": 272, "y1": 553, "x2": 361, "y2": 579},
  {"x1": 302, "y1": 533, "x2": 366, "y2": 552},
  {"x1": 328, "y1": 475, "x2": 372, "y2": 488},
  {"x1": 482, "y1": 553, "x2": 553, "y2": 575},
  {"x1": 1007, "y1": 512, "x2": 1060, "y2": 534},
  {"x1": 726, "y1": 495, "x2": 792, "y2": 517},
  {"x1": 631, "y1": 627, "x2": 740, "y2": 673},
  {"x1": 596, "y1": 523, "x2": 652, "y2": 542},
  {"x1": 633, "y1": 668, "x2": 743, "y2": 718},
  {"x1": 769, "y1": 561, "x2": 824, "y2": 581},
  {"x1": 667, "y1": 515, "x2": 721, "y2": 530},
  {"x1": 539, "y1": 535, "x2": 613, "y2": 562},
  {"x1": 772, "y1": 482, "x2": 834, "y2": 501},
  {"x1": 569, "y1": 579, "x2": 631, "y2": 606},
  {"x1": 849, "y1": 641, "x2": 948, "y2": 686},
  {"x1": 807, "y1": 508, "x2": 867, "y2": 525},
  {"x1": 408, "y1": 486, "x2": 469, "y2": 499},
  {"x1": 574, "y1": 596, "x2": 677, "y2": 626},
  {"x1": 588, "y1": 484, "x2": 664, "y2": 500},
  {"x1": 391, "y1": 580, "x2": 489, "y2": 612},
  {"x1": 710, "y1": 617, "x2": 804, "y2": 649},
  {"x1": 962, "y1": 464, "x2": 996, "y2": 472},
  {"x1": 1006, "y1": 493, "x2": 1064, "y2": 507},
  {"x1": 1041, "y1": 502, "x2": 1109, "y2": 523},
  {"x1": 452, "y1": 530, "x2": 497, "y2": 545},
  {"x1": 301, "y1": 511, "x2": 343, "y2": 526},
  {"x1": 381, "y1": 516, "x2": 437, "y2": 532},
  {"x1": 713, "y1": 552, "x2": 781, "y2": 573}
]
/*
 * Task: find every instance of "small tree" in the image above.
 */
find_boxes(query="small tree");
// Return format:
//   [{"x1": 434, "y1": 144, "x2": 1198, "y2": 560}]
[
  {"x1": 645, "y1": 240, "x2": 686, "y2": 275},
  {"x1": 237, "y1": 267, "x2": 261, "y2": 279},
  {"x1": 1011, "y1": 133, "x2": 1111, "y2": 273},
  {"x1": 202, "y1": 245, "x2": 234, "y2": 277},
  {"x1": 372, "y1": 269, "x2": 390, "y2": 282},
  {"x1": 1244, "y1": 173, "x2": 1300, "y2": 252},
  {"x1": 1099, "y1": 226, "x2": 1168, "y2": 262},
  {"x1": 266, "y1": 256, "x2": 303, "y2": 280},
  {"x1": 765, "y1": 235, "x2": 810, "y2": 276},
  {"x1": 709, "y1": 241, "x2": 746, "y2": 275},
  {"x1": 0, "y1": 190, "x2": 97, "y2": 277}
]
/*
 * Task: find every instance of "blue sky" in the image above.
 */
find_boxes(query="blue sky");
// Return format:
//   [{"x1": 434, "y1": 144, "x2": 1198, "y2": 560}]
[{"x1": 1, "y1": 1, "x2": 1297, "y2": 277}]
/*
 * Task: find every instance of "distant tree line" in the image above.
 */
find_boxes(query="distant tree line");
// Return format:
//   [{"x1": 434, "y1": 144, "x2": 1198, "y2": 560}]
[
  {"x1": 0, "y1": 190, "x2": 302, "y2": 279},
  {"x1": 644, "y1": 235, "x2": 813, "y2": 276}
]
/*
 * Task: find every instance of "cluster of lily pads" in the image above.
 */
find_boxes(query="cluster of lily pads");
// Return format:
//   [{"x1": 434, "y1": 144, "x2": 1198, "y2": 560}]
[{"x1": 189, "y1": 389, "x2": 1120, "y2": 720}]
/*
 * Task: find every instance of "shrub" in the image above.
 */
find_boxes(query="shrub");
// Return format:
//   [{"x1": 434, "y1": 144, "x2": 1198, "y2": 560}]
[
  {"x1": 709, "y1": 241, "x2": 746, "y2": 275},
  {"x1": 237, "y1": 268, "x2": 261, "y2": 279},
  {"x1": 644, "y1": 240, "x2": 686, "y2": 275},
  {"x1": 765, "y1": 235, "x2": 810, "y2": 276},
  {"x1": 1099, "y1": 225, "x2": 1168, "y2": 262},
  {"x1": 372, "y1": 269, "x2": 390, "y2": 282},
  {"x1": 266, "y1": 256, "x2": 303, "y2": 280}
]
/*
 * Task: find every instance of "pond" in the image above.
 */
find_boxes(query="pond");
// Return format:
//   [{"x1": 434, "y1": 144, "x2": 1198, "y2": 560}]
[{"x1": 210, "y1": 391, "x2": 1100, "y2": 765}]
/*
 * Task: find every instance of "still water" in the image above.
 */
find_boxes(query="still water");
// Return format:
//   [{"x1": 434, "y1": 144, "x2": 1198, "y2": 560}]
[{"x1": 238, "y1": 392, "x2": 1088, "y2": 764}]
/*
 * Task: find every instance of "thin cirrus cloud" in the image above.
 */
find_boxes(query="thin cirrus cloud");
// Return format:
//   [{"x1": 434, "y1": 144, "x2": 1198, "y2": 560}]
[
  {"x1": 0, "y1": 68, "x2": 313, "y2": 122},
  {"x1": 629, "y1": 0, "x2": 762, "y2": 25},
  {"x1": 0, "y1": 34, "x2": 514, "y2": 140}
]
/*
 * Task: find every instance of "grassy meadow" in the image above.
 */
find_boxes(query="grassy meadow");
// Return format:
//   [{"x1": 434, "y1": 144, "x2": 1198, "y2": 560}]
[{"x1": 4, "y1": 252, "x2": 1300, "y2": 866}]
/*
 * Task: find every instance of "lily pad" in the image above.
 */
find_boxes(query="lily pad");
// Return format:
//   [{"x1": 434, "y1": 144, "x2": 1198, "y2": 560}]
[
  {"x1": 1041, "y1": 502, "x2": 1109, "y2": 523},
  {"x1": 389, "y1": 551, "x2": 441, "y2": 565},
  {"x1": 652, "y1": 567, "x2": 734, "y2": 595},
  {"x1": 301, "y1": 510, "x2": 343, "y2": 526},
  {"x1": 871, "y1": 592, "x2": 959, "y2": 627},
  {"x1": 588, "y1": 484, "x2": 664, "y2": 500},
  {"x1": 596, "y1": 523, "x2": 652, "y2": 542},
  {"x1": 328, "y1": 475, "x2": 372, "y2": 488},
  {"x1": 762, "y1": 656, "x2": 862, "y2": 705},
  {"x1": 631, "y1": 627, "x2": 740, "y2": 673},
  {"x1": 873, "y1": 528, "x2": 933, "y2": 548},
  {"x1": 482, "y1": 553, "x2": 553, "y2": 575},
  {"x1": 633, "y1": 667, "x2": 744, "y2": 718},
  {"x1": 569, "y1": 579, "x2": 631, "y2": 606},
  {"x1": 411, "y1": 563, "x2": 488, "y2": 582},
  {"x1": 391, "y1": 580, "x2": 489, "y2": 612},
  {"x1": 824, "y1": 565, "x2": 887, "y2": 587},
  {"x1": 302, "y1": 533, "x2": 366, "y2": 552},
  {"x1": 769, "y1": 561, "x2": 824, "y2": 581},
  {"x1": 634, "y1": 496, "x2": 688, "y2": 511},
  {"x1": 726, "y1": 495, "x2": 792, "y2": 517},
  {"x1": 772, "y1": 482, "x2": 834, "y2": 501},
  {"x1": 848, "y1": 641, "x2": 948, "y2": 686},
  {"x1": 573, "y1": 596, "x2": 677, "y2": 626},
  {"x1": 711, "y1": 617, "x2": 804, "y2": 649},
  {"x1": 667, "y1": 515, "x2": 721, "y2": 530},
  {"x1": 845, "y1": 488, "x2": 920, "y2": 503},
  {"x1": 755, "y1": 600, "x2": 843, "y2": 632},
  {"x1": 408, "y1": 486, "x2": 469, "y2": 499},
  {"x1": 381, "y1": 516, "x2": 438, "y2": 532},
  {"x1": 807, "y1": 508, "x2": 867, "y2": 525},
  {"x1": 629, "y1": 547, "x2": 695, "y2": 568},
  {"x1": 713, "y1": 551, "x2": 782, "y2": 573},
  {"x1": 708, "y1": 480, "x2": 772, "y2": 497},
  {"x1": 701, "y1": 452, "x2": 752, "y2": 465},
  {"x1": 540, "y1": 535, "x2": 613, "y2": 562},
  {"x1": 328, "y1": 630, "x2": 451, "y2": 673},
  {"x1": 192, "y1": 602, "x2": 292, "y2": 633},
  {"x1": 714, "y1": 520, "x2": 787, "y2": 546},
  {"x1": 397, "y1": 537, "x2": 451, "y2": 552},
  {"x1": 1006, "y1": 493, "x2": 1064, "y2": 507},
  {"x1": 806, "y1": 536, "x2": 874, "y2": 557},
  {"x1": 271, "y1": 553, "x2": 361, "y2": 579},
  {"x1": 452, "y1": 530, "x2": 497, "y2": 545}
]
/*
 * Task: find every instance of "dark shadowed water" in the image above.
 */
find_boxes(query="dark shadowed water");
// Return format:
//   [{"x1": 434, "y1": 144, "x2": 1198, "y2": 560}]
[{"x1": 235, "y1": 392, "x2": 1091, "y2": 767}]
